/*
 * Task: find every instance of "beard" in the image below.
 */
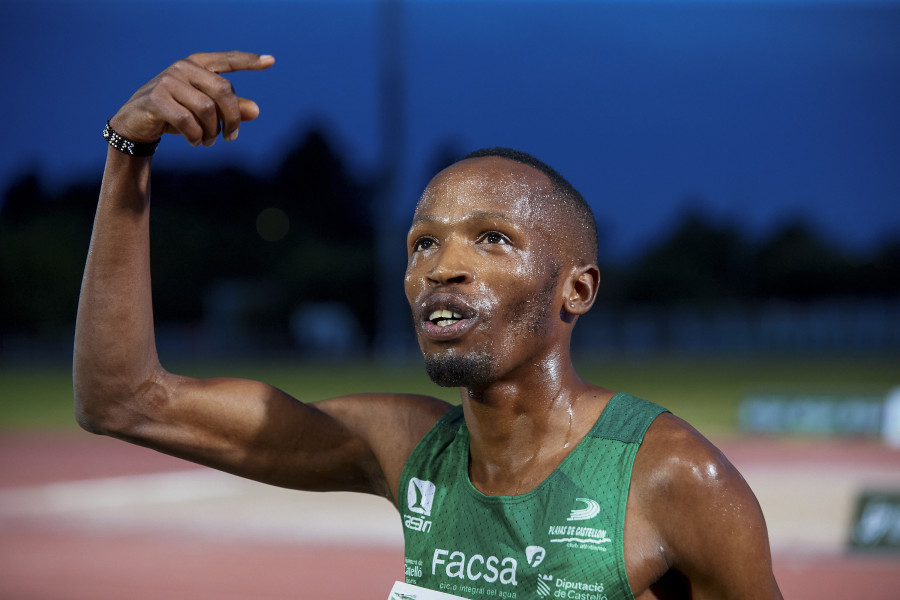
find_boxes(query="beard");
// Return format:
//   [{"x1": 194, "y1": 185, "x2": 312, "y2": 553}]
[{"x1": 424, "y1": 350, "x2": 496, "y2": 388}]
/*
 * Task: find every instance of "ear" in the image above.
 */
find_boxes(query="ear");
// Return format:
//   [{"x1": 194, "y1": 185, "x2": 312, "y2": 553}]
[{"x1": 562, "y1": 264, "x2": 600, "y2": 316}]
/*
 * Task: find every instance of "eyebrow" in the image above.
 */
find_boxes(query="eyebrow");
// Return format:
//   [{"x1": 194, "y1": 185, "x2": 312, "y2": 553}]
[{"x1": 410, "y1": 211, "x2": 512, "y2": 227}]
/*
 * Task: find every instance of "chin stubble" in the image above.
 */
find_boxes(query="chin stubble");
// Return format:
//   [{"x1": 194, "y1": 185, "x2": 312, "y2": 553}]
[{"x1": 424, "y1": 351, "x2": 496, "y2": 388}]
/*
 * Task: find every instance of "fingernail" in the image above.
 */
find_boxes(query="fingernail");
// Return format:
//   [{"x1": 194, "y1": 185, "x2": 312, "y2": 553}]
[{"x1": 227, "y1": 129, "x2": 239, "y2": 142}]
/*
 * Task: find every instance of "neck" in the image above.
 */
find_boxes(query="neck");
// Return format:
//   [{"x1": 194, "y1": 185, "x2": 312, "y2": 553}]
[{"x1": 459, "y1": 355, "x2": 613, "y2": 496}]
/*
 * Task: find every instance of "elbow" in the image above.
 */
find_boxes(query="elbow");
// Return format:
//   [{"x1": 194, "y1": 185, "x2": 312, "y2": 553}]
[
  {"x1": 71, "y1": 343, "x2": 168, "y2": 437},
  {"x1": 74, "y1": 407, "x2": 106, "y2": 435},
  {"x1": 72, "y1": 370, "x2": 162, "y2": 437},
  {"x1": 73, "y1": 384, "x2": 119, "y2": 435},
  {"x1": 73, "y1": 354, "x2": 118, "y2": 435}
]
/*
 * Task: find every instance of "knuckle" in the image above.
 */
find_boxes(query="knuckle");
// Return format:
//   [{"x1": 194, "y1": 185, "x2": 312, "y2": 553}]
[
  {"x1": 146, "y1": 84, "x2": 165, "y2": 103},
  {"x1": 197, "y1": 98, "x2": 217, "y2": 118},
  {"x1": 144, "y1": 85, "x2": 173, "y2": 113},
  {"x1": 213, "y1": 77, "x2": 234, "y2": 96},
  {"x1": 184, "y1": 52, "x2": 207, "y2": 65},
  {"x1": 173, "y1": 112, "x2": 200, "y2": 141},
  {"x1": 168, "y1": 59, "x2": 190, "y2": 74},
  {"x1": 173, "y1": 111, "x2": 193, "y2": 128},
  {"x1": 153, "y1": 73, "x2": 177, "y2": 90}
]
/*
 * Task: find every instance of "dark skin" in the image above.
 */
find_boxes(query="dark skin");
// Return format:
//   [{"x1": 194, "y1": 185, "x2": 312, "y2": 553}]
[{"x1": 74, "y1": 51, "x2": 783, "y2": 599}]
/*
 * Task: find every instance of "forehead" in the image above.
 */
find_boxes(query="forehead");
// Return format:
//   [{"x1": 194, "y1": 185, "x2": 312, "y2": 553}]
[{"x1": 413, "y1": 156, "x2": 554, "y2": 225}]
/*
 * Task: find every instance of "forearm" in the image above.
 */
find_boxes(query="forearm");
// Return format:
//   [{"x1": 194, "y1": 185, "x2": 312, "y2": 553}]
[{"x1": 73, "y1": 148, "x2": 161, "y2": 432}]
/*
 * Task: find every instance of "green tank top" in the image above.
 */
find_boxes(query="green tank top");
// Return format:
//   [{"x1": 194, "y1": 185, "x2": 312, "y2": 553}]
[{"x1": 399, "y1": 392, "x2": 667, "y2": 600}]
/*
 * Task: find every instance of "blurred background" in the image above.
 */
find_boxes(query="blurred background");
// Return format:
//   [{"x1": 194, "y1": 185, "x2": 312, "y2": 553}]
[{"x1": 1, "y1": 0, "x2": 899, "y2": 598}]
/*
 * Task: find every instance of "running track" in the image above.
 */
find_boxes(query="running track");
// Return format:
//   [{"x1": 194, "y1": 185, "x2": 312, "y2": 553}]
[{"x1": 1, "y1": 432, "x2": 898, "y2": 599}]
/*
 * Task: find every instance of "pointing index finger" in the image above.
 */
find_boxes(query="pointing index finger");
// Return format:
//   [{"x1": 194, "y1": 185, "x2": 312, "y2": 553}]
[{"x1": 186, "y1": 51, "x2": 275, "y2": 74}]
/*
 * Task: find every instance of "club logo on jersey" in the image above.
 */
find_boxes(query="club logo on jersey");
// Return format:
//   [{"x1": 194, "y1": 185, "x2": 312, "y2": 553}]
[
  {"x1": 567, "y1": 497, "x2": 601, "y2": 521},
  {"x1": 547, "y1": 497, "x2": 612, "y2": 551},
  {"x1": 525, "y1": 545, "x2": 546, "y2": 568},
  {"x1": 408, "y1": 477, "x2": 436, "y2": 516}
]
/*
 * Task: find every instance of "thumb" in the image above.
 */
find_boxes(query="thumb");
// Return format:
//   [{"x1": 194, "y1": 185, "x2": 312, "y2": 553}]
[{"x1": 238, "y1": 98, "x2": 261, "y2": 122}]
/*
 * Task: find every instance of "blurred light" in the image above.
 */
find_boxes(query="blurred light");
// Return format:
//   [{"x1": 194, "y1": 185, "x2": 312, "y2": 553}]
[{"x1": 256, "y1": 207, "x2": 290, "y2": 242}]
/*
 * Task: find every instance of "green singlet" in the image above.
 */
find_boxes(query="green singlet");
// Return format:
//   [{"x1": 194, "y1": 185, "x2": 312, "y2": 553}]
[{"x1": 399, "y1": 392, "x2": 668, "y2": 600}]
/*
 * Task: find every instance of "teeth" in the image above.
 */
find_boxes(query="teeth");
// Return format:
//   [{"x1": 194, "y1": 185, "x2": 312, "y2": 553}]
[
  {"x1": 429, "y1": 309, "x2": 463, "y2": 326},
  {"x1": 429, "y1": 310, "x2": 463, "y2": 320}
]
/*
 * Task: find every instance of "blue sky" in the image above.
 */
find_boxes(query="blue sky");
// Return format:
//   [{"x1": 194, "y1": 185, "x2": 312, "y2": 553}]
[{"x1": 2, "y1": 0, "x2": 899, "y2": 260}]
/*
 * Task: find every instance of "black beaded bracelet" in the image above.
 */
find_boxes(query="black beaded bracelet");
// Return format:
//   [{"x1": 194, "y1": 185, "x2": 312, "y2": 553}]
[{"x1": 102, "y1": 120, "x2": 160, "y2": 157}]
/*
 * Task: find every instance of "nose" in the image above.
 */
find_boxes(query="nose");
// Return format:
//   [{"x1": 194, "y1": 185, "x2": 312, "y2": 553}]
[{"x1": 427, "y1": 242, "x2": 473, "y2": 286}]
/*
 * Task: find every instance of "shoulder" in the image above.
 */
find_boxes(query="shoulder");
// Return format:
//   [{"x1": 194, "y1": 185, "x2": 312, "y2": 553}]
[
  {"x1": 634, "y1": 413, "x2": 738, "y2": 494},
  {"x1": 627, "y1": 413, "x2": 782, "y2": 598},
  {"x1": 315, "y1": 393, "x2": 454, "y2": 500},
  {"x1": 632, "y1": 413, "x2": 761, "y2": 537}
]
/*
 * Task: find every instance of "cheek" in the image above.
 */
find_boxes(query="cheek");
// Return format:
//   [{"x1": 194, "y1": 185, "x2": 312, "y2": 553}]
[
  {"x1": 515, "y1": 245, "x2": 555, "y2": 277},
  {"x1": 501, "y1": 260, "x2": 561, "y2": 335},
  {"x1": 504, "y1": 280, "x2": 556, "y2": 331},
  {"x1": 470, "y1": 282, "x2": 499, "y2": 317},
  {"x1": 403, "y1": 264, "x2": 420, "y2": 305}
]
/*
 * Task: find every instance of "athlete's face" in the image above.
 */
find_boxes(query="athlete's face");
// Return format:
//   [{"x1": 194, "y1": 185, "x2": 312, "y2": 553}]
[{"x1": 404, "y1": 157, "x2": 567, "y2": 388}]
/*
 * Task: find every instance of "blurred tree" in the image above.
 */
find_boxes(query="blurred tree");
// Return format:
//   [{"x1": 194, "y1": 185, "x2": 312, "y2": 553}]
[
  {"x1": 268, "y1": 128, "x2": 377, "y2": 346},
  {"x1": 863, "y1": 238, "x2": 900, "y2": 297},
  {"x1": 0, "y1": 174, "x2": 96, "y2": 337},
  {"x1": 2, "y1": 172, "x2": 49, "y2": 220},
  {"x1": 144, "y1": 127, "x2": 377, "y2": 348},
  {"x1": 273, "y1": 129, "x2": 373, "y2": 238},
  {"x1": 750, "y1": 221, "x2": 855, "y2": 300},
  {"x1": 0, "y1": 127, "x2": 377, "y2": 352},
  {"x1": 149, "y1": 166, "x2": 269, "y2": 321},
  {"x1": 2, "y1": 144, "x2": 898, "y2": 354},
  {"x1": 622, "y1": 211, "x2": 747, "y2": 305}
]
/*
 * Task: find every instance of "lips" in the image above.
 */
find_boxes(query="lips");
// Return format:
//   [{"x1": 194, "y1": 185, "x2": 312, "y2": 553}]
[{"x1": 418, "y1": 294, "x2": 478, "y2": 342}]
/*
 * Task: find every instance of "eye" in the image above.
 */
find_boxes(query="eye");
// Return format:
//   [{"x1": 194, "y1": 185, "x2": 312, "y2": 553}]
[
  {"x1": 478, "y1": 231, "x2": 510, "y2": 245},
  {"x1": 413, "y1": 236, "x2": 437, "y2": 252}
]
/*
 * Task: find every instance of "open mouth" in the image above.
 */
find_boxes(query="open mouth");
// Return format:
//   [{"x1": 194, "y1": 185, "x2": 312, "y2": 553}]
[
  {"x1": 419, "y1": 297, "x2": 477, "y2": 341},
  {"x1": 428, "y1": 309, "x2": 463, "y2": 327}
]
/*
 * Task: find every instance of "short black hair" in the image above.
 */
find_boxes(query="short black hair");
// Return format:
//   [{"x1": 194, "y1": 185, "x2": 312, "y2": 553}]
[{"x1": 462, "y1": 147, "x2": 598, "y2": 264}]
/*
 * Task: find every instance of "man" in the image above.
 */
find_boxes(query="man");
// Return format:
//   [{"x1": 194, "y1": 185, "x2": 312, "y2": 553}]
[{"x1": 74, "y1": 51, "x2": 783, "y2": 599}]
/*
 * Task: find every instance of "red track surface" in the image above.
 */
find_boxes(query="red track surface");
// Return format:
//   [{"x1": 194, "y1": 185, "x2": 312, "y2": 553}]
[{"x1": 2, "y1": 432, "x2": 898, "y2": 599}]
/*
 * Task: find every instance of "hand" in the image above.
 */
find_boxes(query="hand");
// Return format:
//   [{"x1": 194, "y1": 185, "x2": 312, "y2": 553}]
[{"x1": 109, "y1": 51, "x2": 275, "y2": 147}]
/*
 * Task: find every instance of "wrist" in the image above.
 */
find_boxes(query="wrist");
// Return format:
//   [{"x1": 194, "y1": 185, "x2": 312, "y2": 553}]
[{"x1": 103, "y1": 120, "x2": 160, "y2": 157}]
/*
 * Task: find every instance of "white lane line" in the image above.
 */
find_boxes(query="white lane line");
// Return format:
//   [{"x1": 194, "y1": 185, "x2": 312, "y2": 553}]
[
  {"x1": 0, "y1": 469, "x2": 405, "y2": 547},
  {"x1": 0, "y1": 470, "x2": 244, "y2": 515}
]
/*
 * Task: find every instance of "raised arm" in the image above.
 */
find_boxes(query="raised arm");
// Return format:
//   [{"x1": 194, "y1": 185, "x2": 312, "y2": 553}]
[{"x1": 73, "y1": 52, "x2": 449, "y2": 502}]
